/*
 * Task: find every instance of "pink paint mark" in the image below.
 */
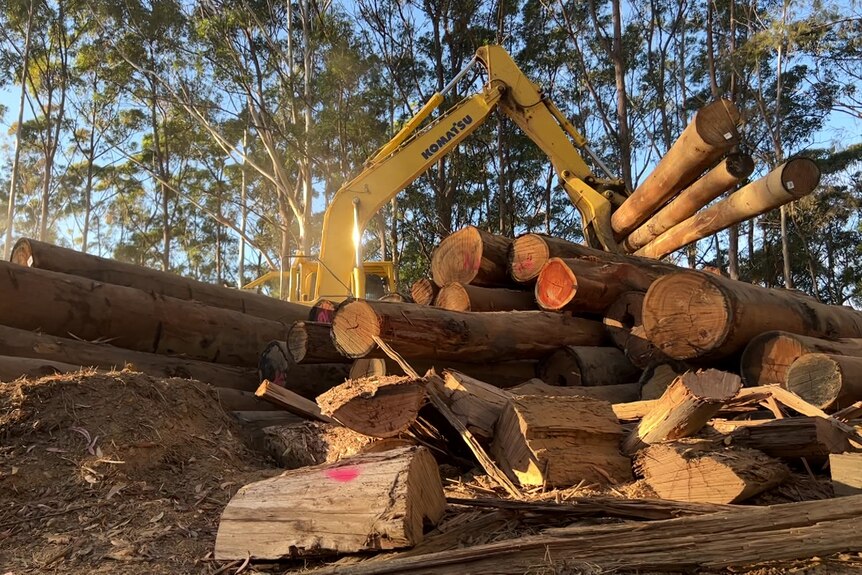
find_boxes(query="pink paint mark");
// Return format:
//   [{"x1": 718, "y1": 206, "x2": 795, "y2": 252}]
[
  {"x1": 462, "y1": 254, "x2": 479, "y2": 272},
  {"x1": 514, "y1": 256, "x2": 533, "y2": 273},
  {"x1": 326, "y1": 466, "x2": 361, "y2": 483}
]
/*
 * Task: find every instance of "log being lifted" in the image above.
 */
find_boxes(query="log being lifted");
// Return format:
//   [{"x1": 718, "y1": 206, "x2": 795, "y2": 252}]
[
  {"x1": 636, "y1": 158, "x2": 821, "y2": 259},
  {"x1": 538, "y1": 346, "x2": 639, "y2": 387},
  {"x1": 0, "y1": 324, "x2": 259, "y2": 390},
  {"x1": 434, "y1": 282, "x2": 535, "y2": 312},
  {"x1": 508, "y1": 234, "x2": 679, "y2": 284},
  {"x1": 11, "y1": 238, "x2": 307, "y2": 324},
  {"x1": 611, "y1": 99, "x2": 740, "y2": 239},
  {"x1": 431, "y1": 226, "x2": 513, "y2": 287},
  {"x1": 643, "y1": 271, "x2": 862, "y2": 361},
  {"x1": 331, "y1": 300, "x2": 607, "y2": 363},
  {"x1": 741, "y1": 330, "x2": 862, "y2": 387},
  {"x1": 635, "y1": 440, "x2": 789, "y2": 504},
  {"x1": 534, "y1": 258, "x2": 655, "y2": 314},
  {"x1": 785, "y1": 353, "x2": 862, "y2": 411},
  {"x1": 603, "y1": 291, "x2": 670, "y2": 368},
  {"x1": 0, "y1": 261, "x2": 286, "y2": 366},
  {"x1": 623, "y1": 369, "x2": 741, "y2": 453},
  {"x1": 410, "y1": 278, "x2": 439, "y2": 306},
  {"x1": 214, "y1": 446, "x2": 446, "y2": 559},
  {"x1": 623, "y1": 153, "x2": 754, "y2": 252},
  {"x1": 287, "y1": 321, "x2": 346, "y2": 364}
]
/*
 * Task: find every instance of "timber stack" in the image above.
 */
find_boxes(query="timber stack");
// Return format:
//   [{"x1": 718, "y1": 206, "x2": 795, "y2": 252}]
[{"x1": 3, "y1": 98, "x2": 861, "y2": 574}]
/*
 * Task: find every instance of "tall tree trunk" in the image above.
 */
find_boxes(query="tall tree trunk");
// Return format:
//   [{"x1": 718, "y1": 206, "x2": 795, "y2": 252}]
[
  {"x1": 238, "y1": 128, "x2": 248, "y2": 288},
  {"x1": 3, "y1": 0, "x2": 34, "y2": 259},
  {"x1": 776, "y1": 0, "x2": 792, "y2": 289}
]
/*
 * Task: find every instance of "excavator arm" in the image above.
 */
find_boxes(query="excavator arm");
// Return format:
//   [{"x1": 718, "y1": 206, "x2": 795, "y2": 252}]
[{"x1": 304, "y1": 45, "x2": 627, "y2": 304}]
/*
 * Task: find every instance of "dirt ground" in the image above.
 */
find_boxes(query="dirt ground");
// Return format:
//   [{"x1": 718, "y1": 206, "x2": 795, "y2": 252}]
[{"x1": 1, "y1": 370, "x2": 860, "y2": 575}]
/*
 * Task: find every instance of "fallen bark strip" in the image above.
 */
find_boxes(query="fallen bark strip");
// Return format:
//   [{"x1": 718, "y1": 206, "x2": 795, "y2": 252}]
[
  {"x1": 331, "y1": 300, "x2": 607, "y2": 362},
  {"x1": 306, "y1": 494, "x2": 862, "y2": 574},
  {"x1": 11, "y1": 237, "x2": 307, "y2": 324},
  {"x1": 643, "y1": 270, "x2": 862, "y2": 361},
  {"x1": 611, "y1": 99, "x2": 740, "y2": 238}
]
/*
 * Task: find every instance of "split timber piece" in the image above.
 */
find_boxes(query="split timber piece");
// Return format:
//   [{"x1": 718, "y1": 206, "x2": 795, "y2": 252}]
[
  {"x1": 304, "y1": 494, "x2": 862, "y2": 575},
  {"x1": 707, "y1": 416, "x2": 852, "y2": 462},
  {"x1": 430, "y1": 370, "x2": 510, "y2": 441},
  {"x1": 287, "y1": 321, "x2": 348, "y2": 364},
  {"x1": 316, "y1": 375, "x2": 426, "y2": 438},
  {"x1": 331, "y1": 300, "x2": 607, "y2": 363},
  {"x1": 831, "y1": 453, "x2": 862, "y2": 496},
  {"x1": 434, "y1": 282, "x2": 535, "y2": 312},
  {"x1": 509, "y1": 234, "x2": 679, "y2": 284},
  {"x1": 410, "y1": 278, "x2": 439, "y2": 306},
  {"x1": 635, "y1": 439, "x2": 790, "y2": 504},
  {"x1": 252, "y1": 421, "x2": 375, "y2": 469},
  {"x1": 538, "y1": 346, "x2": 639, "y2": 387},
  {"x1": 623, "y1": 152, "x2": 755, "y2": 252},
  {"x1": 611, "y1": 99, "x2": 741, "y2": 239},
  {"x1": 0, "y1": 261, "x2": 286, "y2": 366},
  {"x1": 622, "y1": 369, "x2": 741, "y2": 454},
  {"x1": 785, "y1": 353, "x2": 862, "y2": 411},
  {"x1": 534, "y1": 257, "x2": 657, "y2": 314},
  {"x1": 0, "y1": 324, "x2": 258, "y2": 390},
  {"x1": 256, "y1": 380, "x2": 337, "y2": 423},
  {"x1": 492, "y1": 394, "x2": 632, "y2": 488},
  {"x1": 214, "y1": 446, "x2": 446, "y2": 559},
  {"x1": 643, "y1": 270, "x2": 862, "y2": 361},
  {"x1": 258, "y1": 340, "x2": 350, "y2": 398},
  {"x1": 431, "y1": 226, "x2": 513, "y2": 287},
  {"x1": 636, "y1": 158, "x2": 821, "y2": 259},
  {"x1": 11, "y1": 237, "x2": 307, "y2": 324},
  {"x1": 741, "y1": 330, "x2": 862, "y2": 387},
  {"x1": 350, "y1": 357, "x2": 539, "y2": 388},
  {"x1": 510, "y1": 379, "x2": 641, "y2": 404}
]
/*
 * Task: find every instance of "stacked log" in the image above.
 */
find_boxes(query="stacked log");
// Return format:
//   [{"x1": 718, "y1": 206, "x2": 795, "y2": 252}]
[
  {"x1": 431, "y1": 226, "x2": 512, "y2": 287},
  {"x1": 784, "y1": 353, "x2": 862, "y2": 411},
  {"x1": 741, "y1": 331, "x2": 862, "y2": 387}
]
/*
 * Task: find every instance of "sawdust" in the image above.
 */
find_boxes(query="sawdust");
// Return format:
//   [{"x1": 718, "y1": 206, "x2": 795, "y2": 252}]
[{"x1": 0, "y1": 369, "x2": 273, "y2": 574}]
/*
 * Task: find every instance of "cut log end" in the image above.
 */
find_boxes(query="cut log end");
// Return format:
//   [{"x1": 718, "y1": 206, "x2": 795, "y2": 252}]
[
  {"x1": 434, "y1": 283, "x2": 471, "y2": 311},
  {"x1": 781, "y1": 157, "x2": 821, "y2": 198},
  {"x1": 643, "y1": 272, "x2": 730, "y2": 360},
  {"x1": 784, "y1": 353, "x2": 862, "y2": 411},
  {"x1": 10, "y1": 238, "x2": 35, "y2": 267},
  {"x1": 431, "y1": 227, "x2": 485, "y2": 286},
  {"x1": 534, "y1": 258, "x2": 576, "y2": 311},
  {"x1": 693, "y1": 99, "x2": 742, "y2": 146},
  {"x1": 410, "y1": 278, "x2": 438, "y2": 306},
  {"x1": 509, "y1": 234, "x2": 550, "y2": 283},
  {"x1": 331, "y1": 300, "x2": 380, "y2": 358}
]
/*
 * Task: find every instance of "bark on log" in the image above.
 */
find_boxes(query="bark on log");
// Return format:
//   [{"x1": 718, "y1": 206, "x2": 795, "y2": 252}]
[
  {"x1": 214, "y1": 446, "x2": 446, "y2": 559},
  {"x1": 603, "y1": 291, "x2": 670, "y2": 368},
  {"x1": 510, "y1": 379, "x2": 641, "y2": 404},
  {"x1": 707, "y1": 416, "x2": 852, "y2": 462},
  {"x1": 11, "y1": 237, "x2": 307, "y2": 324},
  {"x1": 741, "y1": 331, "x2": 862, "y2": 387},
  {"x1": 636, "y1": 158, "x2": 821, "y2": 259},
  {"x1": 305, "y1": 494, "x2": 862, "y2": 575},
  {"x1": 410, "y1": 278, "x2": 439, "y2": 306},
  {"x1": 287, "y1": 321, "x2": 347, "y2": 364},
  {"x1": 635, "y1": 440, "x2": 789, "y2": 504},
  {"x1": 0, "y1": 261, "x2": 287, "y2": 366},
  {"x1": 509, "y1": 234, "x2": 679, "y2": 284},
  {"x1": 309, "y1": 299, "x2": 338, "y2": 323},
  {"x1": 534, "y1": 258, "x2": 656, "y2": 314},
  {"x1": 538, "y1": 346, "x2": 639, "y2": 387},
  {"x1": 358, "y1": 357, "x2": 538, "y2": 388},
  {"x1": 492, "y1": 395, "x2": 632, "y2": 487},
  {"x1": 258, "y1": 340, "x2": 350, "y2": 398},
  {"x1": 785, "y1": 353, "x2": 862, "y2": 411},
  {"x1": 434, "y1": 282, "x2": 535, "y2": 312},
  {"x1": 623, "y1": 153, "x2": 754, "y2": 252},
  {"x1": 643, "y1": 271, "x2": 862, "y2": 360},
  {"x1": 611, "y1": 99, "x2": 740, "y2": 238},
  {"x1": 316, "y1": 375, "x2": 426, "y2": 438},
  {"x1": 0, "y1": 324, "x2": 260, "y2": 389},
  {"x1": 0, "y1": 355, "x2": 80, "y2": 380},
  {"x1": 622, "y1": 369, "x2": 741, "y2": 453},
  {"x1": 252, "y1": 422, "x2": 375, "y2": 469},
  {"x1": 430, "y1": 226, "x2": 513, "y2": 287},
  {"x1": 831, "y1": 453, "x2": 862, "y2": 496},
  {"x1": 331, "y1": 300, "x2": 608, "y2": 362}
]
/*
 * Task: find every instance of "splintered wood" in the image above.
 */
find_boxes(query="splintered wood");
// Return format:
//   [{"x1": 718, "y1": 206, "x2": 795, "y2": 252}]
[
  {"x1": 214, "y1": 446, "x2": 446, "y2": 559},
  {"x1": 636, "y1": 440, "x2": 790, "y2": 504},
  {"x1": 492, "y1": 395, "x2": 631, "y2": 487}
]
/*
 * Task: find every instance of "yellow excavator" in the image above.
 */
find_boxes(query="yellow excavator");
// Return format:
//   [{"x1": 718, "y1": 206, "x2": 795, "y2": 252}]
[{"x1": 244, "y1": 44, "x2": 628, "y2": 304}]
